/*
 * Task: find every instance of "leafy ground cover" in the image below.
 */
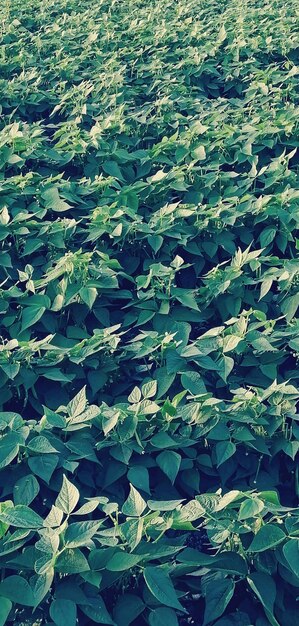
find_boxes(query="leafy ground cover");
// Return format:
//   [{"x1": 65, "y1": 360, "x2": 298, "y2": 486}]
[{"x1": 0, "y1": 0, "x2": 299, "y2": 624}]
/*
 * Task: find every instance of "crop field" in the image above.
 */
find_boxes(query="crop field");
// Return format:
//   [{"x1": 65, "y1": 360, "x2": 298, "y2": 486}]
[{"x1": 0, "y1": 0, "x2": 298, "y2": 624}]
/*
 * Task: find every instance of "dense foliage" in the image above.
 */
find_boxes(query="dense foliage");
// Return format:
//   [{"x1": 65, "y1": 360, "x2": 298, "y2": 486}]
[{"x1": 0, "y1": 0, "x2": 298, "y2": 624}]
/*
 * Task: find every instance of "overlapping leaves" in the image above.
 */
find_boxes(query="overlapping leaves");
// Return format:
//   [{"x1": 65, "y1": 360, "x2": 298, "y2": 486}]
[{"x1": 0, "y1": 0, "x2": 298, "y2": 624}]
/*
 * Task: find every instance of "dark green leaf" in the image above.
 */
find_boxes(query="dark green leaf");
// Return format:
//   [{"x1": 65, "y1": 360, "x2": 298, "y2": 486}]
[
  {"x1": 50, "y1": 599, "x2": 77, "y2": 626},
  {"x1": 203, "y1": 579, "x2": 235, "y2": 626},
  {"x1": 0, "y1": 576, "x2": 35, "y2": 606},
  {"x1": 283, "y1": 539, "x2": 299, "y2": 578},
  {"x1": 143, "y1": 567, "x2": 186, "y2": 612},
  {"x1": 248, "y1": 524, "x2": 286, "y2": 552},
  {"x1": 149, "y1": 607, "x2": 179, "y2": 626},
  {"x1": 13, "y1": 474, "x2": 40, "y2": 506}
]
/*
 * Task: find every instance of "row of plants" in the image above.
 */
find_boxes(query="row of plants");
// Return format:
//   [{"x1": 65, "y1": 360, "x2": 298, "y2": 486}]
[
  {"x1": 0, "y1": 385, "x2": 298, "y2": 626},
  {"x1": 0, "y1": 0, "x2": 298, "y2": 624}
]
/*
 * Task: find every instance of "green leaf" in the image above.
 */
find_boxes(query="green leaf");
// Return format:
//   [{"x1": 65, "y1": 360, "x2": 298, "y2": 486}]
[
  {"x1": 148, "y1": 169, "x2": 168, "y2": 183},
  {"x1": 0, "y1": 505, "x2": 43, "y2": 529},
  {"x1": 27, "y1": 435, "x2": 58, "y2": 453},
  {"x1": 64, "y1": 521, "x2": 101, "y2": 548},
  {"x1": 0, "y1": 362, "x2": 20, "y2": 380},
  {"x1": 113, "y1": 593, "x2": 145, "y2": 626},
  {"x1": 0, "y1": 500, "x2": 13, "y2": 538},
  {"x1": 259, "y1": 279, "x2": 273, "y2": 301},
  {"x1": 141, "y1": 380, "x2": 157, "y2": 398},
  {"x1": 127, "y1": 466, "x2": 150, "y2": 494},
  {"x1": 218, "y1": 356, "x2": 234, "y2": 382},
  {"x1": 13, "y1": 474, "x2": 40, "y2": 506},
  {"x1": 248, "y1": 524, "x2": 286, "y2": 552},
  {"x1": 149, "y1": 607, "x2": 179, "y2": 626},
  {"x1": 143, "y1": 566, "x2": 186, "y2": 612},
  {"x1": 55, "y1": 475, "x2": 80, "y2": 514},
  {"x1": 281, "y1": 293, "x2": 299, "y2": 323},
  {"x1": 259, "y1": 227, "x2": 276, "y2": 248},
  {"x1": 148, "y1": 499, "x2": 184, "y2": 511},
  {"x1": 192, "y1": 145, "x2": 206, "y2": 161},
  {"x1": 72, "y1": 499, "x2": 102, "y2": 516},
  {"x1": 156, "y1": 450, "x2": 181, "y2": 484},
  {"x1": 177, "y1": 550, "x2": 247, "y2": 576},
  {"x1": 247, "y1": 572, "x2": 279, "y2": 626},
  {"x1": 154, "y1": 367, "x2": 175, "y2": 398},
  {"x1": 181, "y1": 371, "x2": 206, "y2": 395},
  {"x1": 21, "y1": 306, "x2": 46, "y2": 331},
  {"x1": 238, "y1": 498, "x2": 264, "y2": 520},
  {"x1": 88, "y1": 548, "x2": 116, "y2": 571},
  {"x1": 44, "y1": 505, "x2": 64, "y2": 528},
  {"x1": 102, "y1": 160, "x2": 125, "y2": 180},
  {"x1": 0, "y1": 598, "x2": 12, "y2": 626},
  {"x1": 32, "y1": 570, "x2": 54, "y2": 607},
  {"x1": 122, "y1": 484, "x2": 146, "y2": 517},
  {"x1": 128, "y1": 386, "x2": 141, "y2": 403},
  {"x1": 106, "y1": 551, "x2": 142, "y2": 571},
  {"x1": 121, "y1": 517, "x2": 144, "y2": 551},
  {"x1": 0, "y1": 433, "x2": 20, "y2": 469},
  {"x1": 80, "y1": 286, "x2": 97, "y2": 309},
  {"x1": 67, "y1": 387, "x2": 87, "y2": 418},
  {"x1": 28, "y1": 455, "x2": 59, "y2": 482},
  {"x1": 283, "y1": 539, "x2": 299, "y2": 578},
  {"x1": 218, "y1": 23, "x2": 227, "y2": 41},
  {"x1": 174, "y1": 289, "x2": 199, "y2": 310},
  {"x1": 42, "y1": 186, "x2": 67, "y2": 210},
  {"x1": 223, "y1": 335, "x2": 242, "y2": 353},
  {"x1": 0, "y1": 576, "x2": 35, "y2": 606},
  {"x1": 147, "y1": 235, "x2": 163, "y2": 254},
  {"x1": 215, "y1": 491, "x2": 241, "y2": 511},
  {"x1": 150, "y1": 432, "x2": 176, "y2": 449},
  {"x1": 215, "y1": 441, "x2": 236, "y2": 467},
  {"x1": 80, "y1": 597, "x2": 115, "y2": 624},
  {"x1": 43, "y1": 406, "x2": 67, "y2": 427},
  {"x1": 50, "y1": 599, "x2": 77, "y2": 626},
  {"x1": 203, "y1": 579, "x2": 235, "y2": 626},
  {"x1": 55, "y1": 548, "x2": 90, "y2": 574},
  {"x1": 141, "y1": 401, "x2": 160, "y2": 415},
  {"x1": 41, "y1": 369, "x2": 74, "y2": 382}
]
